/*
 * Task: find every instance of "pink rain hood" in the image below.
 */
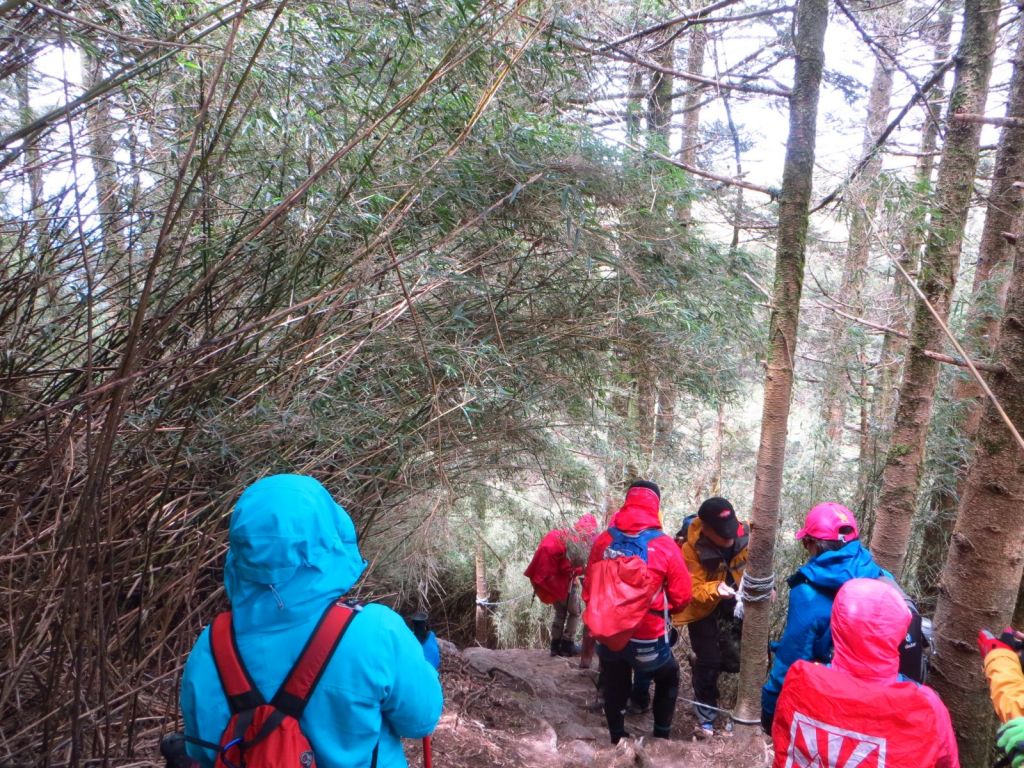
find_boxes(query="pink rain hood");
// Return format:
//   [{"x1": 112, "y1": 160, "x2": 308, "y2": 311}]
[
  {"x1": 772, "y1": 577, "x2": 960, "y2": 768},
  {"x1": 831, "y1": 577, "x2": 911, "y2": 682}
]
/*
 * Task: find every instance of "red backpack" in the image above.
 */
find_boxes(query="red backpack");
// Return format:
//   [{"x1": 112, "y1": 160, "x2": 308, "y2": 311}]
[
  {"x1": 205, "y1": 599, "x2": 368, "y2": 768},
  {"x1": 583, "y1": 528, "x2": 666, "y2": 651}
]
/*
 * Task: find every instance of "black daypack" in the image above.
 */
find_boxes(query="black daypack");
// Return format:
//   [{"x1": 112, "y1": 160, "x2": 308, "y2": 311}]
[{"x1": 881, "y1": 576, "x2": 933, "y2": 684}]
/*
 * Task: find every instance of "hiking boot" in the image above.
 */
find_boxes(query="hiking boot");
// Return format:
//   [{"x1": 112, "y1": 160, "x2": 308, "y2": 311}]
[
  {"x1": 626, "y1": 699, "x2": 650, "y2": 715},
  {"x1": 550, "y1": 639, "x2": 561, "y2": 657},
  {"x1": 558, "y1": 638, "x2": 581, "y2": 657}
]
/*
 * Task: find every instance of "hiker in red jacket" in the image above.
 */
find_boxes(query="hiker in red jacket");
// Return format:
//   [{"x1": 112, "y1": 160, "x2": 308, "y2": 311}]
[
  {"x1": 583, "y1": 480, "x2": 692, "y2": 743},
  {"x1": 524, "y1": 513, "x2": 598, "y2": 656},
  {"x1": 772, "y1": 577, "x2": 958, "y2": 768}
]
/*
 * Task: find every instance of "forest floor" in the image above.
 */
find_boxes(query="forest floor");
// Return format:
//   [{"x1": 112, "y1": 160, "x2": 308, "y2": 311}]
[{"x1": 404, "y1": 643, "x2": 773, "y2": 768}]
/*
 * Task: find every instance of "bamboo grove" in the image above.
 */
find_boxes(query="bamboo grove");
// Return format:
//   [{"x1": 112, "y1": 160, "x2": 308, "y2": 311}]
[{"x1": 0, "y1": 0, "x2": 1021, "y2": 764}]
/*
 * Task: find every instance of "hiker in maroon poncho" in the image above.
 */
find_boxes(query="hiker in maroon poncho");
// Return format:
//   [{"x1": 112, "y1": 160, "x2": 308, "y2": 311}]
[{"x1": 524, "y1": 513, "x2": 598, "y2": 656}]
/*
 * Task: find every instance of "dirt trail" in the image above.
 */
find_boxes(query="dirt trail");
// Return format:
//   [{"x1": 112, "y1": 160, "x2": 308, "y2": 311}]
[{"x1": 406, "y1": 645, "x2": 773, "y2": 768}]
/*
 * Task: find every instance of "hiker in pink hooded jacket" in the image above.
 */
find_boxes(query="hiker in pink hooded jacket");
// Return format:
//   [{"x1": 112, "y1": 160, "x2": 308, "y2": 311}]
[
  {"x1": 524, "y1": 514, "x2": 598, "y2": 656},
  {"x1": 773, "y1": 578, "x2": 958, "y2": 768}
]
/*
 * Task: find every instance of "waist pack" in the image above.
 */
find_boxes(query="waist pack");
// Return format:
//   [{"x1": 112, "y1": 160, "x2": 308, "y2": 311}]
[
  {"x1": 196, "y1": 598, "x2": 373, "y2": 768},
  {"x1": 583, "y1": 527, "x2": 665, "y2": 651}
]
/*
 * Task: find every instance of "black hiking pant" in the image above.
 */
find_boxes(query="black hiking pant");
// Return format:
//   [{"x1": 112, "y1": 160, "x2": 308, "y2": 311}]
[
  {"x1": 598, "y1": 639, "x2": 679, "y2": 742},
  {"x1": 687, "y1": 600, "x2": 741, "y2": 724}
]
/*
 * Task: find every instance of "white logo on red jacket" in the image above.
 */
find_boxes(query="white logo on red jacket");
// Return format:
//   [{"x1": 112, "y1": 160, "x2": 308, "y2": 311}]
[{"x1": 785, "y1": 712, "x2": 887, "y2": 768}]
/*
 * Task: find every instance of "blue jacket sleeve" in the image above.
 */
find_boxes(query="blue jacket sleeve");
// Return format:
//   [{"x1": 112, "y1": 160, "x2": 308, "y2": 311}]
[
  {"x1": 761, "y1": 583, "x2": 830, "y2": 717},
  {"x1": 379, "y1": 610, "x2": 443, "y2": 738},
  {"x1": 181, "y1": 626, "x2": 220, "y2": 768},
  {"x1": 422, "y1": 632, "x2": 442, "y2": 670}
]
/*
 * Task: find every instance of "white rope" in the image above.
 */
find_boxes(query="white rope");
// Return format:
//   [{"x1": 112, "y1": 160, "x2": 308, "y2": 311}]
[
  {"x1": 475, "y1": 592, "x2": 535, "y2": 608},
  {"x1": 738, "y1": 572, "x2": 775, "y2": 602}
]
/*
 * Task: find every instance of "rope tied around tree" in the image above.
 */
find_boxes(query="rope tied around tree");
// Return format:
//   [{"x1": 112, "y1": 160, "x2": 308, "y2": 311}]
[
  {"x1": 738, "y1": 571, "x2": 775, "y2": 602},
  {"x1": 475, "y1": 592, "x2": 534, "y2": 609}
]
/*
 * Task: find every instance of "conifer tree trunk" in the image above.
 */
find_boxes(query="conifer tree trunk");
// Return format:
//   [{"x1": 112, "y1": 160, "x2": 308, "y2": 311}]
[
  {"x1": 861, "y1": 5, "x2": 953, "y2": 526},
  {"x1": 733, "y1": 0, "x2": 829, "y2": 729},
  {"x1": 626, "y1": 66, "x2": 645, "y2": 142},
  {"x1": 474, "y1": 493, "x2": 490, "y2": 647},
  {"x1": 868, "y1": 0, "x2": 1000, "y2": 578},
  {"x1": 955, "y1": 22, "x2": 1024, "y2": 421},
  {"x1": 915, "y1": 21, "x2": 1024, "y2": 603},
  {"x1": 711, "y1": 401, "x2": 724, "y2": 495},
  {"x1": 646, "y1": 31, "x2": 674, "y2": 151},
  {"x1": 821, "y1": 8, "x2": 900, "y2": 443},
  {"x1": 654, "y1": 380, "x2": 677, "y2": 455},
  {"x1": 83, "y1": 52, "x2": 126, "y2": 267},
  {"x1": 678, "y1": 23, "x2": 707, "y2": 229},
  {"x1": 636, "y1": 365, "x2": 657, "y2": 462},
  {"x1": 644, "y1": 30, "x2": 677, "y2": 463},
  {"x1": 931, "y1": 233, "x2": 1024, "y2": 767}
]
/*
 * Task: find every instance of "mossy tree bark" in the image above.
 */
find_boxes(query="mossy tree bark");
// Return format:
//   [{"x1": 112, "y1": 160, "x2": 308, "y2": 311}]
[
  {"x1": 677, "y1": 22, "x2": 707, "y2": 229},
  {"x1": 916, "y1": 20, "x2": 1024, "y2": 605},
  {"x1": 860, "y1": 5, "x2": 953, "y2": 530},
  {"x1": 733, "y1": 0, "x2": 829, "y2": 730},
  {"x1": 868, "y1": 0, "x2": 1001, "y2": 578},
  {"x1": 931, "y1": 234, "x2": 1024, "y2": 767}
]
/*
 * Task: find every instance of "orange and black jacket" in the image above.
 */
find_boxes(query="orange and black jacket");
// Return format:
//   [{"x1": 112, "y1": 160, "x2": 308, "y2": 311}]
[{"x1": 671, "y1": 517, "x2": 748, "y2": 627}]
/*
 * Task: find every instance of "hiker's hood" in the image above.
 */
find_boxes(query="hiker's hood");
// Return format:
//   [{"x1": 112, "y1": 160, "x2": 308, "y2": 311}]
[
  {"x1": 224, "y1": 474, "x2": 367, "y2": 631},
  {"x1": 831, "y1": 577, "x2": 910, "y2": 681},
  {"x1": 609, "y1": 486, "x2": 662, "y2": 533},
  {"x1": 797, "y1": 540, "x2": 882, "y2": 591},
  {"x1": 574, "y1": 514, "x2": 598, "y2": 536}
]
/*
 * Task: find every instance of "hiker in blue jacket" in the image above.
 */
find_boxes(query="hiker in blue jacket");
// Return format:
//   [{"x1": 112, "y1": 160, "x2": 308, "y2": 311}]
[
  {"x1": 411, "y1": 611, "x2": 442, "y2": 670},
  {"x1": 180, "y1": 474, "x2": 443, "y2": 768},
  {"x1": 760, "y1": 501, "x2": 887, "y2": 733}
]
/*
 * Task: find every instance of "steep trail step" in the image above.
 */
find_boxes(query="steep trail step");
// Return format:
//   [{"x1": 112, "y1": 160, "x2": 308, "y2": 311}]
[{"x1": 405, "y1": 646, "x2": 772, "y2": 768}]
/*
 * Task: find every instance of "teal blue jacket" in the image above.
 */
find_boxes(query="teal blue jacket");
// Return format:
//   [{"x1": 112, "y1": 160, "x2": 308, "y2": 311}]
[{"x1": 181, "y1": 474, "x2": 443, "y2": 768}]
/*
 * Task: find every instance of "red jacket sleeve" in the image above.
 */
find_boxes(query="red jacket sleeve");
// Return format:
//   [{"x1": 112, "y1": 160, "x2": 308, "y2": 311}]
[
  {"x1": 582, "y1": 531, "x2": 610, "y2": 604},
  {"x1": 661, "y1": 537, "x2": 692, "y2": 613}
]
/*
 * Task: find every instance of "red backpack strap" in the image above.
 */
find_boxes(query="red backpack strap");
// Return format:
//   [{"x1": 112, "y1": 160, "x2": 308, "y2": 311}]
[
  {"x1": 209, "y1": 612, "x2": 265, "y2": 714},
  {"x1": 270, "y1": 599, "x2": 361, "y2": 719}
]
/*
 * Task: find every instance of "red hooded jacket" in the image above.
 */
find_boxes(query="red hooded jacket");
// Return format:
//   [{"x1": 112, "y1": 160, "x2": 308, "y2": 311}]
[
  {"x1": 524, "y1": 515, "x2": 598, "y2": 604},
  {"x1": 773, "y1": 578, "x2": 958, "y2": 768},
  {"x1": 583, "y1": 487, "x2": 691, "y2": 640}
]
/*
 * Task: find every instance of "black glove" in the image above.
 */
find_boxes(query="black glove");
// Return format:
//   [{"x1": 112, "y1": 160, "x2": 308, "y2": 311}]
[
  {"x1": 999, "y1": 628, "x2": 1024, "y2": 653},
  {"x1": 159, "y1": 733, "x2": 197, "y2": 768}
]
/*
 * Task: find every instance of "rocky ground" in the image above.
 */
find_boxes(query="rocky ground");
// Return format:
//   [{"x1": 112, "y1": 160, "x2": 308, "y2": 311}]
[{"x1": 403, "y1": 644, "x2": 773, "y2": 768}]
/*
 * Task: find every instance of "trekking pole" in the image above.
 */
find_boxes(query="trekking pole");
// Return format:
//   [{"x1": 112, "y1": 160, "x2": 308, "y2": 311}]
[{"x1": 423, "y1": 735, "x2": 433, "y2": 768}]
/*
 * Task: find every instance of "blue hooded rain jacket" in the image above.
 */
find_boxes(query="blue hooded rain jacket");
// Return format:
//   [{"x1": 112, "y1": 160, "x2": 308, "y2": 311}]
[
  {"x1": 760, "y1": 540, "x2": 887, "y2": 723},
  {"x1": 181, "y1": 474, "x2": 443, "y2": 768}
]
